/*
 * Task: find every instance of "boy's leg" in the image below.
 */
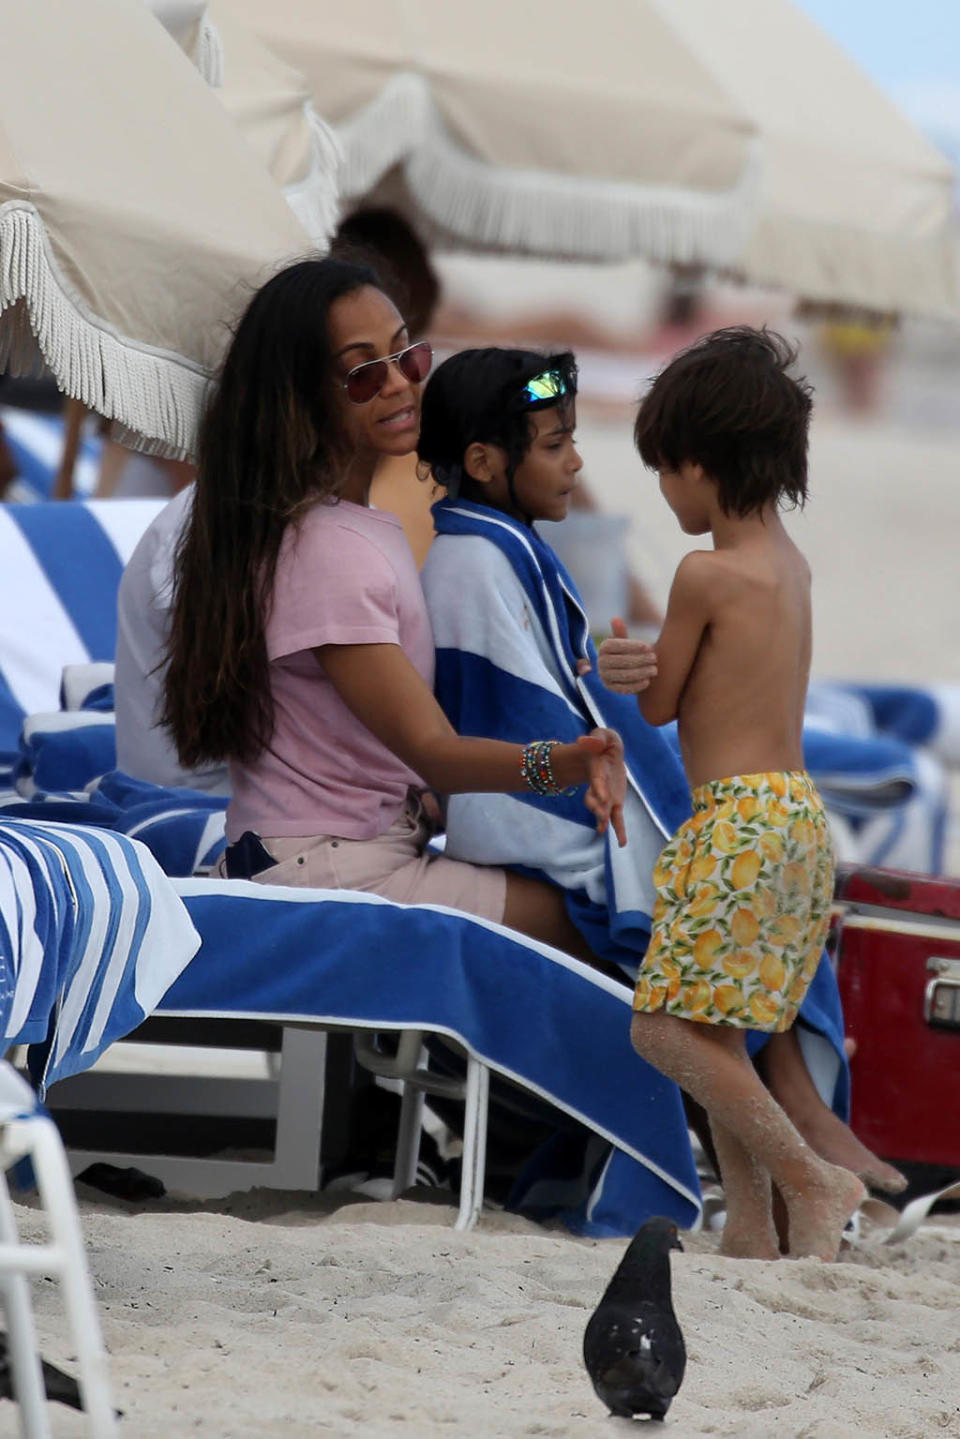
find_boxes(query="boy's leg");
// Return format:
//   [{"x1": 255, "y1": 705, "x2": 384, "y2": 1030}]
[
  {"x1": 707, "y1": 1120, "x2": 779, "y2": 1260},
  {"x1": 631, "y1": 1010, "x2": 865, "y2": 1261},
  {"x1": 759, "y1": 1028, "x2": 906, "y2": 1193}
]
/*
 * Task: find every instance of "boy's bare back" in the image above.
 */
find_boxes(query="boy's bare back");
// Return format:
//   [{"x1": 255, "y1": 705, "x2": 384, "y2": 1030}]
[
  {"x1": 598, "y1": 327, "x2": 819, "y2": 791},
  {"x1": 667, "y1": 520, "x2": 811, "y2": 787}
]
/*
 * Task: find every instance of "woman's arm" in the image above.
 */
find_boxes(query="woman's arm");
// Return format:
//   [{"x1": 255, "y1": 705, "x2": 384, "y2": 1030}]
[{"x1": 315, "y1": 641, "x2": 626, "y2": 843}]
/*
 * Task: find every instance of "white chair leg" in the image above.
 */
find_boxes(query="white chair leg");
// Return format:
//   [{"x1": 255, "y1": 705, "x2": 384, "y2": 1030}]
[
  {"x1": 0, "y1": 1170, "x2": 51, "y2": 1439},
  {"x1": 391, "y1": 1081, "x2": 426, "y2": 1198},
  {"x1": 454, "y1": 1059, "x2": 489, "y2": 1233},
  {"x1": 273, "y1": 1028, "x2": 327, "y2": 1191},
  {"x1": 29, "y1": 1119, "x2": 117, "y2": 1438}
]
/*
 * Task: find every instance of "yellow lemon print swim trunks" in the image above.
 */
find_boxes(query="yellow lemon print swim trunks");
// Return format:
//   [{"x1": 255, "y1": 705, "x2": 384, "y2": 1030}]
[{"x1": 634, "y1": 771, "x2": 835, "y2": 1032}]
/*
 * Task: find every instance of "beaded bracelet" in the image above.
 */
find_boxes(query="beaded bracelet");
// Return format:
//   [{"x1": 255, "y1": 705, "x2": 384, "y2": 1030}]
[{"x1": 521, "y1": 739, "x2": 577, "y2": 798}]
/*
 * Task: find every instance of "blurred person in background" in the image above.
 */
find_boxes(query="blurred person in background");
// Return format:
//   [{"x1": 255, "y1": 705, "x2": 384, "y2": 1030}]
[{"x1": 817, "y1": 316, "x2": 895, "y2": 415}]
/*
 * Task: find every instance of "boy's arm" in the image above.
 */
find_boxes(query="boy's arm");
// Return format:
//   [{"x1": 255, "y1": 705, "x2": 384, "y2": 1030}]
[{"x1": 599, "y1": 553, "x2": 712, "y2": 726}]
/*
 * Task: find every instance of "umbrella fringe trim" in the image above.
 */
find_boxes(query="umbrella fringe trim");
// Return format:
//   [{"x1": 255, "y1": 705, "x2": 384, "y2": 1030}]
[
  {"x1": 336, "y1": 71, "x2": 761, "y2": 265},
  {"x1": 195, "y1": 17, "x2": 224, "y2": 89},
  {"x1": 282, "y1": 103, "x2": 344, "y2": 248},
  {"x1": 0, "y1": 202, "x2": 208, "y2": 460}
]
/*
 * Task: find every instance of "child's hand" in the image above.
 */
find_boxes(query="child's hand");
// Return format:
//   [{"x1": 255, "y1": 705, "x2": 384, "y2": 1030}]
[
  {"x1": 576, "y1": 728, "x2": 627, "y2": 847},
  {"x1": 597, "y1": 617, "x2": 658, "y2": 694}
]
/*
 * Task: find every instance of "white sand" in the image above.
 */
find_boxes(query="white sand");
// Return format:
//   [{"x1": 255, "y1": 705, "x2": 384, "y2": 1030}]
[
  {"x1": 16, "y1": 1189, "x2": 960, "y2": 1437},
  {"x1": 575, "y1": 411, "x2": 960, "y2": 687}
]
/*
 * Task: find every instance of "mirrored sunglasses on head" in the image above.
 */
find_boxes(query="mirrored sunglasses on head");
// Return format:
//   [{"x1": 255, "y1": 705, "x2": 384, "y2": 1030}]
[
  {"x1": 519, "y1": 369, "x2": 573, "y2": 407},
  {"x1": 343, "y1": 341, "x2": 433, "y2": 404}
]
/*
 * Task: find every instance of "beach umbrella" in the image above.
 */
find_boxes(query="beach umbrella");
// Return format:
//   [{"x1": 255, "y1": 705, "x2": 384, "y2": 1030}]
[
  {"x1": 0, "y1": 0, "x2": 318, "y2": 460},
  {"x1": 151, "y1": 0, "x2": 342, "y2": 246},
  {"x1": 216, "y1": 0, "x2": 762, "y2": 270},
  {"x1": 660, "y1": 0, "x2": 959, "y2": 316}
]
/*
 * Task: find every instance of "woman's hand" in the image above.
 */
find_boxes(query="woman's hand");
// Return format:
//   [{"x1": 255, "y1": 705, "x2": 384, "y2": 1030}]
[
  {"x1": 577, "y1": 728, "x2": 627, "y2": 847},
  {"x1": 597, "y1": 617, "x2": 658, "y2": 694}
]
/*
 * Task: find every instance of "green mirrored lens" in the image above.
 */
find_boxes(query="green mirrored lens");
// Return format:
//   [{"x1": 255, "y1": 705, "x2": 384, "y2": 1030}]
[{"x1": 522, "y1": 370, "x2": 567, "y2": 403}]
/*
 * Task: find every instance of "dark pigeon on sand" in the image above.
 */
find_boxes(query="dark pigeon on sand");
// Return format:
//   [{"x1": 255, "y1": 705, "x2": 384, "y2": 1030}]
[
  {"x1": 583, "y1": 1215, "x2": 686, "y2": 1421},
  {"x1": 0, "y1": 1332, "x2": 83, "y2": 1411}
]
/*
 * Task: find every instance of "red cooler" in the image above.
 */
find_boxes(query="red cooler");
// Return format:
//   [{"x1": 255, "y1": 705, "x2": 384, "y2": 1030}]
[{"x1": 833, "y1": 865, "x2": 960, "y2": 1169}]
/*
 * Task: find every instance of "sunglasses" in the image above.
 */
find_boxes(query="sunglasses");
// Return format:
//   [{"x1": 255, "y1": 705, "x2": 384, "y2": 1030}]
[
  {"x1": 520, "y1": 369, "x2": 571, "y2": 407},
  {"x1": 342, "y1": 341, "x2": 433, "y2": 405}
]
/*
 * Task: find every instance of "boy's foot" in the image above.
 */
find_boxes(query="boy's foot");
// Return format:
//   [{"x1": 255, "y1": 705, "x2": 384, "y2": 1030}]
[
  {"x1": 785, "y1": 1165, "x2": 867, "y2": 1261},
  {"x1": 767, "y1": 1076, "x2": 907, "y2": 1194},
  {"x1": 794, "y1": 1104, "x2": 906, "y2": 1194}
]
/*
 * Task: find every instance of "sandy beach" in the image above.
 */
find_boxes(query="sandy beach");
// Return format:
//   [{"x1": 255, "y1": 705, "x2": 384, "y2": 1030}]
[
  {"x1": 574, "y1": 410, "x2": 960, "y2": 688},
  {"x1": 16, "y1": 1187, "x2": 960, "y2": 1437}
]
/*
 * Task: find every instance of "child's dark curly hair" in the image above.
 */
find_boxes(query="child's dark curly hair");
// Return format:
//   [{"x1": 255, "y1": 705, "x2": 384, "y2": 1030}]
[
  {"x1": 635, "y1": 327, "x2": 813, "y2": 516},
  {"x1": 417, "y1": 347, "x2": 578, "y2": 501}
]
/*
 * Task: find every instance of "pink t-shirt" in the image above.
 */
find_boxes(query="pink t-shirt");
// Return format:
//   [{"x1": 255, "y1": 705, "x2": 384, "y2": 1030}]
[{"x1": 225, "y1": 500, "x2": 435, "y2": 843}]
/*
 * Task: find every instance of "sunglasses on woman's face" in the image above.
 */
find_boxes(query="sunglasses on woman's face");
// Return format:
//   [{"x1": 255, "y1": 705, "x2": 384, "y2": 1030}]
[{"x1": 342, "y1": 341, "x2": 433, "y2": 405}]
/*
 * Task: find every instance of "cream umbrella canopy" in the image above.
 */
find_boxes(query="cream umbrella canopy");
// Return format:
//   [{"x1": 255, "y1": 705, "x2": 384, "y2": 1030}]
[
  {"x1": 659, "y1": 0, "x2": 958, "y2": 316},
  {"x1": 218, "y1": 0, "x2": 762, "y2": 268},
  {"x1": 0, "y1": 0, "x2": 318, "y2": 459},
  {"x1": 150, "y1": 0, "x2": 342, "y2": 246}
]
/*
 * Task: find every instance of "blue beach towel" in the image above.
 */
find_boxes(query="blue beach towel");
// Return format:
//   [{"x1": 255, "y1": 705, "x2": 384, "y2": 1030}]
[
  {"x1": 2, "y1": 770, "x2": 227, "y2": 878},
  {"x1": 168, "y1": 878, "x2": 702, "y2": 1237}
]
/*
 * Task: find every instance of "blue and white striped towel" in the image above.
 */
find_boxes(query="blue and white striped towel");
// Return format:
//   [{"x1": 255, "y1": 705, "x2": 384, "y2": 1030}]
[
  {"x1": 0, "y1": 500, "x2": 165, "y2": 785},
  {"x1": 0, "y1": 818, "x2": 200, "y2": 1090},
  {"x1": 424, "y1": 497, "x2": 691, "y2": 977},
  {"x1": 2, "y1": 771, "x2": 227, "y2": 879}
]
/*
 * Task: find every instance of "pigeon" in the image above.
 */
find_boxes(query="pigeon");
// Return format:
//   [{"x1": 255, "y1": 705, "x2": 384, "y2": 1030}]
[
  {"x1": 0, "y1": 1332, "x2": 83, "y2": 1410},
  {"x1": 583, "y1": 1215, "x2": 686, "y2": 1421}
]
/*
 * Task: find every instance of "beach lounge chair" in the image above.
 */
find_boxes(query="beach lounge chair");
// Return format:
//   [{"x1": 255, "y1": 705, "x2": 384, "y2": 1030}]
[{"x1": 0, "y1": 498, "x2": 706, "y2": 1236}]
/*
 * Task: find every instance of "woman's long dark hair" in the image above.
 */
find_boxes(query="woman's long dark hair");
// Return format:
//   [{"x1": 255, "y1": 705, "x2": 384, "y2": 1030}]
[{"x1": 161, "y1": 256, "x2": 377, "y2": 767}]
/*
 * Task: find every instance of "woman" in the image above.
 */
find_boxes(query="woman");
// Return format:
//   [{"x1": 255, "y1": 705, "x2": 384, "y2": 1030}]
[{"x1": 162, "y1": 256, "x2": 626, "y2": 962}]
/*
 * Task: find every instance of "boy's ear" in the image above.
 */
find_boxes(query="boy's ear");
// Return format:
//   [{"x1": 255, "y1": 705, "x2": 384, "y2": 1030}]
[{"x1": 462, "y1": 441, "x2": 498, "y2": 486}]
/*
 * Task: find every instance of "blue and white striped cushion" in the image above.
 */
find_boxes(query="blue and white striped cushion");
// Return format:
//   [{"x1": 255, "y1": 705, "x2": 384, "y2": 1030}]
[
  {"x1": 0, "y1": 500, "x2": 163, "y2": 782},
  {"x1": 0, "y1": 406, "x2": 101, "y2": 504}
]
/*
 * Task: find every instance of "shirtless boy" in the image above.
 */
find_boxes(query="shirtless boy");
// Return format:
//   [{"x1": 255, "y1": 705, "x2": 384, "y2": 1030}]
[{"x1": 598, "y1": 327, "x2": 865, "y2": 1260}]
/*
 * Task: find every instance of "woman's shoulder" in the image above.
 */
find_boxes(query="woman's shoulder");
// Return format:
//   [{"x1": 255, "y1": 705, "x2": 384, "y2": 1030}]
[
  {"x1": 289, "y1": 500, "x2": 403, "y2": 562},
  {"x1": 297, "y1": 498, "x2": 400, "y2": 538}
]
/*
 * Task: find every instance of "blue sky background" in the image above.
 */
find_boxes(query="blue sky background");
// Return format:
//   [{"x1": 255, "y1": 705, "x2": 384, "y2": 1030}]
[{"x1": 793, "y1": 0, "x2": 960, "y2": 165}]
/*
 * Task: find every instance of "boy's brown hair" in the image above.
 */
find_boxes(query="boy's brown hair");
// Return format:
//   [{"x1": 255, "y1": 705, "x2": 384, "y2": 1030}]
[{"x1": 634, "y1": 326, "x2": 813, "y2": 516}]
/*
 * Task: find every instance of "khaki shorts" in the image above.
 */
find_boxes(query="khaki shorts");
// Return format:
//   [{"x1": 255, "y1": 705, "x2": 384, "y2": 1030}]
[{"x1": 238, "y1": 796, "x2": 508, "y2": 924}]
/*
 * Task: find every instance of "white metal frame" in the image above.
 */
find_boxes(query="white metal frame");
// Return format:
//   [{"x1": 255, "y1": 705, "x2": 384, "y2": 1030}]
[
  {"x1": 56, "y1": 1026, "x2": 330, "y2": 1198},
  {"x1": 54, "y1": 1023, "x2": 494, "y2": 1230},
  {"x1": 0, "y1": 1063, "x2": 116, "y2": 1438},
  {"x1": 354, "y1": 1031, "x2": 490, "y2": 1231}
]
